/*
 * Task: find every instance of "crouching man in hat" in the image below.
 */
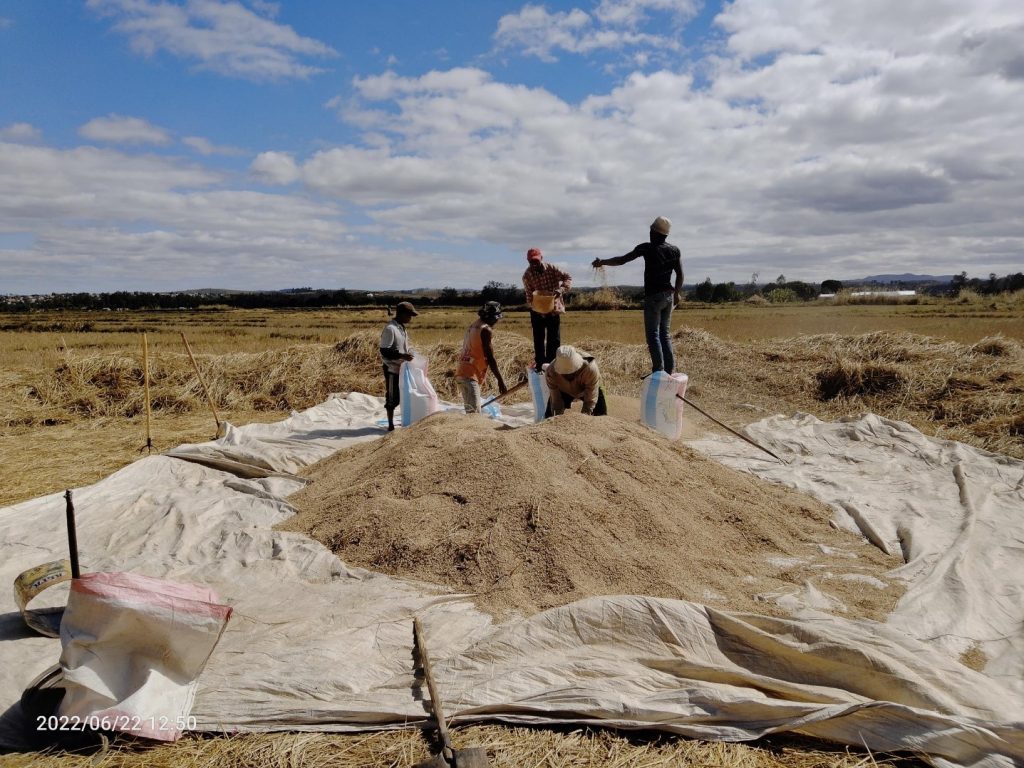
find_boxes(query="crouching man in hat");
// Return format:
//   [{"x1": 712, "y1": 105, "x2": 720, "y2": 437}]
[
  {"x1": 379, "y1": 301, "x2": 418, "y2": 431},
  {"x1": 545, "y1": 345, "x2": 607, "y2": 416},
  {"x1": 455, "y1": 301, "x2": 508, "y2": 413}
]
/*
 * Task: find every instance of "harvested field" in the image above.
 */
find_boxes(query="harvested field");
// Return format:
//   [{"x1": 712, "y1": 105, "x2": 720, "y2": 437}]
[{"x1": 285, "y1": 411, "x2": 902, "y2": 619}]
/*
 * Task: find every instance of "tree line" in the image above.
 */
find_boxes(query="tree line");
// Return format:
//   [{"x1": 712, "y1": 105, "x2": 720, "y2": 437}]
[{"x1": 3, "y1": 272, "x2": 1020, "y2": 312}]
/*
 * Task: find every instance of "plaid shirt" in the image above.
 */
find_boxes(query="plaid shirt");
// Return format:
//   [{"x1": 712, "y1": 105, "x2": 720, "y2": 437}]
[{"x1": 522, "y1": 263, "x2": 573, "y2": 314}]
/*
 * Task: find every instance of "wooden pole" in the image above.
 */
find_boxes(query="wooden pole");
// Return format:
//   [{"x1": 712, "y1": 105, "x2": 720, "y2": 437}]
[
  {"x1": 414, "y1": 617, "x2": 454, "y2": 763},
  {"x1": 480, "y1": 378, "x2": 528, "y2": 408},
  {"x1": 65, "y1": 489, "x2": 80, "y2": 580},
  {"x1": 181, "y1": 332, "x2": 221, "y2": 433},
  {"x1": 142, "y1": 333, "x2": 153, "y2": 454},
  {"x1": 678, "y1": 394, "x2": 788, "y2": 464}
]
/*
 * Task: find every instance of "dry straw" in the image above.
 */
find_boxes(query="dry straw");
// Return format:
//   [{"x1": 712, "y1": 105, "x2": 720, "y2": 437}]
[
  {"x1": 0, "y1": 725, "x2": 908, "y2": 768},
  {"x1": 3, "y1": 328, "x2": 1022, "y2": 459}
]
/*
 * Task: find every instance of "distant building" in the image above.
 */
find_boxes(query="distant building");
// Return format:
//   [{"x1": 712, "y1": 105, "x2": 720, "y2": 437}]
[{"x1": 819, "y1": 290, "x2": 917, "y2": 299}]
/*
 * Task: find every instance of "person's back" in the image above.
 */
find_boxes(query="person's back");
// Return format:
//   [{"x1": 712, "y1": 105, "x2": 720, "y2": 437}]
[
  {"x1": 591, "y1": 217, "x2": 683, "y2": 374},
  {"x1": 456, "y1": 318, "x2": 488, "y2": 383},
  {"x1": 544, "y1": 345, "x2": 605, "y2": 416},
  {"x1": 634, "y1": 240, "x2": 681, "y2": 296}
]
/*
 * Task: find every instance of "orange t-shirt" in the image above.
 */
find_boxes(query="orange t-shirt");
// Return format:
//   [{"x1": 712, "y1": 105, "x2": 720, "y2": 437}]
[{"x1": 456, "y1": 319, "x2": 489, "y2": 383}]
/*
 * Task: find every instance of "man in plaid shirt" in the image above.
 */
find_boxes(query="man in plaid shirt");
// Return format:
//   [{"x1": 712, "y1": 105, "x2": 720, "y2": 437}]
[{"x1": 522, "y1": 248, "x2": 573, "y2": 370}]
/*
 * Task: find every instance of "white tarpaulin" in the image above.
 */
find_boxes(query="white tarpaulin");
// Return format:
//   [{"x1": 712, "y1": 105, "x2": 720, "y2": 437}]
[
  {"x1": 690, "y1": 412, "x2": 1024, "y2": 700},
  {"x1": 1, "y1": 394, "x2": 1022, "y2": 767}
]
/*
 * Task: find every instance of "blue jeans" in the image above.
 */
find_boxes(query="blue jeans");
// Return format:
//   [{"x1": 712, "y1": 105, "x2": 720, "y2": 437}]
[{"x1": 643, "y1": 291, "x2": 675, "y2": 373}]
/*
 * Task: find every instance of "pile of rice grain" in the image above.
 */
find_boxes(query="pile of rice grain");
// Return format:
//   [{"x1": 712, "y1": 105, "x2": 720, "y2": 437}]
[{"x1": 283, "y1": 411, "x2": 902, "y2": 619}]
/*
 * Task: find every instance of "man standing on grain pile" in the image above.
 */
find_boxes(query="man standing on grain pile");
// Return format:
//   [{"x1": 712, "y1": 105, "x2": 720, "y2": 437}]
[
  {"x1": 545, "y1": 345, "x2": 607, "y2": 416},
  {"x1": 379, "y1": 301, "x2": 417, "y2": 431},
  {"x1": 455, "y1": 301, "x2": 508, "y2": 413},
  {"x1": 522, "y1": 248, "x2": 573, "y2": 370},
  {"x1": 592, "y1": 216, "x2": 683, "y2": 374}
]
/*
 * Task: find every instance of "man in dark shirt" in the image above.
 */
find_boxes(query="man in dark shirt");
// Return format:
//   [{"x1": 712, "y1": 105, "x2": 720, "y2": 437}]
[{"x1": 592, "y1": 217, "x2": 683, "y2": 373}]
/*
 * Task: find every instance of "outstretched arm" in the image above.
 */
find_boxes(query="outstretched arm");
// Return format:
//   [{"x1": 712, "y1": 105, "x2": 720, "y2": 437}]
[
  {"x1": 592, "y1": 249, "x2": 640, "y2": 269},
  {"x1": 481, "y1": 326, "x2": 507, "y2": 394}
]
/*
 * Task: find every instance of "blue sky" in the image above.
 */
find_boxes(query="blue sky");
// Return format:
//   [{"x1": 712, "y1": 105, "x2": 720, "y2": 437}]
[{"x1": 1, "y1": 0, "x2": 1023, "y2": 293}]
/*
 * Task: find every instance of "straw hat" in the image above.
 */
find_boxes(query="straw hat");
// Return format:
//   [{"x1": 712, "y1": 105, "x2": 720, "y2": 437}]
[{"x1": 552, "y1": 345, "x2": 585, "y2": 374}]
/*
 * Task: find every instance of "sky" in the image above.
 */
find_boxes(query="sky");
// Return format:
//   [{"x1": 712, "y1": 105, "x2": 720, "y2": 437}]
[{"x1": 1, "y1": 0, "x2": 1023, "y2": 294}]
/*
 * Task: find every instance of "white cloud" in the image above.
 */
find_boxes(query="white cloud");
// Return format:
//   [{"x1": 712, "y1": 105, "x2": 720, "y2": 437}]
[
  {"x1": 0, "y1": 16, "x2": 13, "y2": 29},
  {"x1": 594, "y1": 0, "x2": 699, "y2": 26},
  {"x1": 0, "y1": 140, "x2": 494, "y2": 293},
  {"x1": 0, "y1": 123, "x2": 41, "y2": 142},
  {"x1": 183, "y1": 135, "x2": 244, "y2": 156},
  {"x1": 79, "y1": 114, "x2": 173, "y2": 145},
  {"x1": 294, "y1": 0, "x2": 1024, "y2": 284},
  {"x1": 494, "y1": 0, "x2": 696, "y2": 61},
  {"x1": 87, "y1": 0, "x2": 337, "y2": 81},
  {"x1": 250, "y1": 151, "x2": 300, "y2": 184}
]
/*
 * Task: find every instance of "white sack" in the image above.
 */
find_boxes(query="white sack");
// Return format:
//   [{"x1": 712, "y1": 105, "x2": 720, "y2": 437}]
[
  {"x1": 528, "y1": 365, "x2": 550, "y2": 422},
  {"x1": 640, "y1": 371, "x2": 689, "y2": 439},
  {"x1": 400, "y1": 355, "x2": 440, "y2": 426}
]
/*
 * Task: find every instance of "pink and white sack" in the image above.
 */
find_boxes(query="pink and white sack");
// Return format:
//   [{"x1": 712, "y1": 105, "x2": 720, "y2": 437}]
[
  {"x1": 58, "y1": 572, "x2": 232, "y2": 741},
  {"x1": 640, "y1": 371, "x2": 689, "y2": 440}
]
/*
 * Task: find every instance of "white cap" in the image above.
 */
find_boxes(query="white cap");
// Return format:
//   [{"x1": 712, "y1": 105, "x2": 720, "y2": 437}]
[
  {"x1": 552, "y1": 345, "x2": 585, "y2": 375},
  {"x1": 651, "y1": 216, "x2": 671, "y2": 236}
]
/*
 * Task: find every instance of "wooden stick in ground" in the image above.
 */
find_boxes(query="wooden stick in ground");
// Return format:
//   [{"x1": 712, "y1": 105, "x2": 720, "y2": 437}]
[
  {"x1": 65, "y1": 489, "x2": 80, "y2": 580},
  {"x1": 141, "y1": 332, "x2": 153, "y2": 454},
  {"x1": 678, "y1": 395, "x2": 788, "y2": 464},
  {"x1": 413, "y1": 617, "x2": 454, "y2": 763},
  {"x1": 480, "y1": 378, "x2": 528, "y2": 408},
  {"x1": 181, "y1": 332, "x2": 221, "y2": 434}
]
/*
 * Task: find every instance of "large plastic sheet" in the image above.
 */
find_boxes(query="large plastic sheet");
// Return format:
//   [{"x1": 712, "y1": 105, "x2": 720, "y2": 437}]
[{"x1": 1, "y1": 394, "x2": 1021, "y2": 767}]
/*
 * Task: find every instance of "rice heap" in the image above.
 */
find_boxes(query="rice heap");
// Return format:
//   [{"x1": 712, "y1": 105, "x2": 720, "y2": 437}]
[{"x1": 284, "y1": 411, "x2": 902, "y2": 619}]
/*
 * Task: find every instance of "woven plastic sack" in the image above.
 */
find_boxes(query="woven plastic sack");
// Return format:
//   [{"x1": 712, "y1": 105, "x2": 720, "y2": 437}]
[
  {"x1": 528, "y1": 364, "x2": 550, "y2": 423},
  {"x1": 58, "y1": 572, "x2": 231, "y2": 741},
  {"x1": 640, "y1": 371, "x2": 689, "y2": 440},
  {"x1": 400, "y1": 355, "x2": 440, "y2": 426}
]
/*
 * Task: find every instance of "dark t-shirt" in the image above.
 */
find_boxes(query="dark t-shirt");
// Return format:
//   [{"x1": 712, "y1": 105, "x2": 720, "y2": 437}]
[{"x1": 625, "y1": 242, "x2": 682, "y2": 294}]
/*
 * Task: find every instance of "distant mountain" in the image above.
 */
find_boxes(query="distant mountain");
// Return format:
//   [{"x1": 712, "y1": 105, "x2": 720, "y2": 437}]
[
  {"x1": 857, "y1": 274, "x2": 955, "y2": 284},
  {"x1": 181, "y1": 287, "x2": 252, "y2": 295}
]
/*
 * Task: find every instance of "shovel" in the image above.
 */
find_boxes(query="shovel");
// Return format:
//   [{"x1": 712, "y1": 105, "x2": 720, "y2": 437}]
[
  {"x1": 480, "y1": 378, "x2": 528, "y2": 409},
  {"x1": 413, "y1": 617, "x2": 490, "y2": 768}
]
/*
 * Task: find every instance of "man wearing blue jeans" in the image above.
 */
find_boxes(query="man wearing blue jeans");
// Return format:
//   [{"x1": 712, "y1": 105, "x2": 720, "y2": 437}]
[{"x1": 592, "y1": 216, "x2": 683, "y2": 373}]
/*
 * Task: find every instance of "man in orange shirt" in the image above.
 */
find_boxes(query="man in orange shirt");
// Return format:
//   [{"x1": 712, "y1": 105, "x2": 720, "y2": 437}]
[
  {"x1": 522, "y1": 248, "x2": 572, "y2": 370},
  {"x1": 454, "y1": 301, "x2": 508, "y2": 413}
]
